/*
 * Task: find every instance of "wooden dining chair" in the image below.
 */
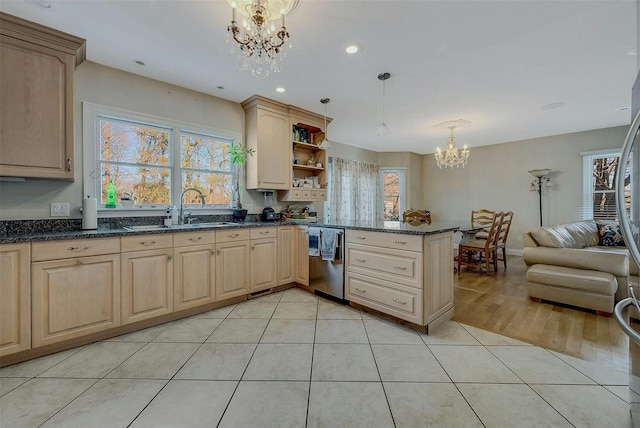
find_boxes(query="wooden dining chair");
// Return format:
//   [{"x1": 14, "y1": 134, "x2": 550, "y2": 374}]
[
  {"x1": 458, "y1": 211, "x2": 504, "y2": 275},
  {"x1": 471, "y1": 209, "x2": 495, "y2": 240},
  {"x1": 495, "y1": 211, "x2": 513, "y2": 269}
]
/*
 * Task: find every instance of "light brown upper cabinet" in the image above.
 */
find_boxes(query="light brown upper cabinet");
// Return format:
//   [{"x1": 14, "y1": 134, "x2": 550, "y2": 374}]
[
  {"x1": 0, "y1": 13, "x2": 86, "y2": 180},
  {"x1": 242, "y1": 96, "x2": 291, "y2": 190}
]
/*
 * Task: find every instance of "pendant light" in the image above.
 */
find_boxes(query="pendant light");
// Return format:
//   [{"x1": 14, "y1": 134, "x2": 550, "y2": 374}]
[
  {"x1": 319, "y1": 98, "x2": 334, "y2": 150},
  {"x1": 376, "y1": 72, "x2": 391, "y2": 136}
]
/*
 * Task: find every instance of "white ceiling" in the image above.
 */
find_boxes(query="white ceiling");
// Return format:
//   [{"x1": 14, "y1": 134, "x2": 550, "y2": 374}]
[{"x1": 1, "y1": 0, "x2": 637, "y2": 154}]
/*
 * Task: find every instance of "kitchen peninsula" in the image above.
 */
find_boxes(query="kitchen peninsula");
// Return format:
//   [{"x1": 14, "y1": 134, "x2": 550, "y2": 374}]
[{"x1": 0, "y1": 219, "x2": 457, "y2": 366}]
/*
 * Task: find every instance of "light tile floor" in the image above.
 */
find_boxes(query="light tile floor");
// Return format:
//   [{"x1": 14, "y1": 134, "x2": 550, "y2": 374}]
[{"x1": 0, "y1": 287, "x2": 633, "y2": 427}]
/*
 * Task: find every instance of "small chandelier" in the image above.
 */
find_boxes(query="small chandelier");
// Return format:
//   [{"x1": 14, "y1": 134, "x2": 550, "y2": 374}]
[
  {"x1": 226, "y1": 0, "x2": 297, "y2": 78},
  {"x1": 434, "y1": 120, "x2": 471, "y2": 169}
]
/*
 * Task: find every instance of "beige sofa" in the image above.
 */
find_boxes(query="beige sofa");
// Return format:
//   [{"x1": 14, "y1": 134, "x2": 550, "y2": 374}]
[{"x1": 523, "y1": 219, "x2": 639, "y2": 315}]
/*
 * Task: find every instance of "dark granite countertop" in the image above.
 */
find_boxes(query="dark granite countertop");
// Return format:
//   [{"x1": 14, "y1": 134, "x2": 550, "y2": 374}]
[
  {"x1": 0, "y1": 221, "x2": 279, "y2": 244},
  {"x1": 283, "y1": 219, "x2": 459, "y2": 236},
  {"x1": 0, "y1": 218, "x2": 459, "y2": 245}
]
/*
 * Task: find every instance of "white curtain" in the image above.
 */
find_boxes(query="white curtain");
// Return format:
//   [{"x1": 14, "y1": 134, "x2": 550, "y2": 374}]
[{"x1": 329, "y1": 157, "x2": 380, "y2": 224}]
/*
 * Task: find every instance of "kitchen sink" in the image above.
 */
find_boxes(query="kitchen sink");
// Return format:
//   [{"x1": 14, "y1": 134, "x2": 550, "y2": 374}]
[
  {"x1": 123, "y1": 224, "x2": 168, "y2": 231},
  {"x1": 123, "y1": 222, "x2": 236, "y2": 231}
]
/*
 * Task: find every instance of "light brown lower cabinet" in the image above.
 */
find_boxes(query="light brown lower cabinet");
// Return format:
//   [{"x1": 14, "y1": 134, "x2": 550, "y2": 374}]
[
  {"x1": 345, "y1": 230, "x2": 454, "y2": 330},
  {"x1": 31, "y1": 253, "x2": 120, "y2": 347},
  {"x1": 120, "y1": 235, "x2": 173, "y2": 325},
  {"x1": 0, "y1": 243, "x2": 31, "y2": 356},
  {"x1": 294, "y1": 225, "x2": 309, "y2": 285},
  {"x1": 173, "y1": 231, "x2": 217, "y2": 312},
  {"x1": 215, "y1": 229, "x2": 251, "y2": 300},
  {"x1": 251, "y1": 237, "x2": 278, "y2": 292},
  {"x1": 277, "y1": 225, "x2": 295, "y2": 285}
]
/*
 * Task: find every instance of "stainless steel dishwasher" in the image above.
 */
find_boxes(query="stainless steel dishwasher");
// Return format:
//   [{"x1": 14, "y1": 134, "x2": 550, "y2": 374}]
[{"x1": 309, "y1": 227, "x2": 345, "y2": 300}]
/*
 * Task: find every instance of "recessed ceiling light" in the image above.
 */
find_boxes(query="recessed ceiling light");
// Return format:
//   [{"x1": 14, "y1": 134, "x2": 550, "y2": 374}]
[
  {"x1": 276, "y1": 87, "x2": 286, "y2": 93},
  {"x1": 345, "y1": 44, "x2": 360, "y2": 54},
  {"x1": 28, "y1": 0, "x2": 51, "y2": 8},
  {"x1": 134, "y1": 60, "x2": 145, "y2": 66},
  {"x1": 541, "y1": 102, "x2": 566, "y2": 110},
  {"x1": 627, "y1": 48, "x2": 637, "y2": 56},
  {"x1": 616, "y1": 106, "x2": 630, "y2": 111}
]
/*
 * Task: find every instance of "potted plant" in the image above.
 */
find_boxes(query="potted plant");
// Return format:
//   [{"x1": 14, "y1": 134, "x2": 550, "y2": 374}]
[
  {"x1": 120, "y1": 192, "x2": 135, "y2": 209},
  {"x1": 227, "y1": 142, "x2": 255, "y2": 222}
]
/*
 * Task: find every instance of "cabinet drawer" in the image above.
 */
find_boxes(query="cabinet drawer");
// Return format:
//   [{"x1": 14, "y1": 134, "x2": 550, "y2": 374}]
[
  {"x1": 250, "y1": 227, "x2": 277, "y2": 240},
  {"x1": 318, "y1": 189, "x2": 327, "y2": 200},
  {"x1": 121, "y1": 234, "x2": 173, "y2": 252},
  {"x1": 345, "y1": 230, "x2": 422, "y2": 252},
  {"x1": 32, "y1": 237, "x2": 120, "y2": 262},
  {"x1": 346, "y1": 272, "x2": 422, "y2": 325},
  {"x1": 216, "y1": 228, "x2": 251, "y2": 243},
  {"x1": 346, "y1": 244, "x2": 422, "y2": 289},
  {"x1": 301, "y1": 189, "x2": 311, "y2": 199},
  {"x1": 173, "y1": 231, "x2": 216, "y2": 247}
]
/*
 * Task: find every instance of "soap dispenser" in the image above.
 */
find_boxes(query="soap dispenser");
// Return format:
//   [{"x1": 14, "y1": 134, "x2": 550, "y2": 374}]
[{"x1": 105, "y1": 179, "x2": 117, "y2": 208}]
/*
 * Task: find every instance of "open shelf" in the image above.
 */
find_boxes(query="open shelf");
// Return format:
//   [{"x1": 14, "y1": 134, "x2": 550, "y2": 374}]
[
  {"x1": 293, "y1": 141, "x2": 323, "y2": 151},
  {"x1": 293, "y1": 164, "x2": 324, "y2": 171}
]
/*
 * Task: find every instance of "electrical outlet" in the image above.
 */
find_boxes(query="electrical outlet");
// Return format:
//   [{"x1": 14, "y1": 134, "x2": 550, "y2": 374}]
[
  {"x1": 51, "y1": 203, "x2": 70, "y2": 217},
  {"x1": 517, "y1": 234, "x2": 523, "y2": 242}
]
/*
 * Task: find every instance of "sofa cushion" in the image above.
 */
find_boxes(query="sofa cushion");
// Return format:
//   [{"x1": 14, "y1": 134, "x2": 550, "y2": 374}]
[
  {"x1": 529, "y1": 220, "x2": 598, "y2": 249},
  {"x1": 526, "y1": 264, "x2": 617, "y2": 295},
  {"x1": 523, "y1": 246, "x2": 629, "y2": 277},
  {"x1": 596, "y1": 222, "x2": 626, "y2": 246}
]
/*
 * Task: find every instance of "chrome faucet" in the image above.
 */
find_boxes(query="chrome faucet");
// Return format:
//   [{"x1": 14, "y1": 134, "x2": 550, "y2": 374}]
[{"x1": 179, "y1": 188, "x2": 205, "y2": 224}]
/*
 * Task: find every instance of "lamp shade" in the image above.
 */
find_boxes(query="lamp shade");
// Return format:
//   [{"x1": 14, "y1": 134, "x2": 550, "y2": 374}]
[{"x1": 528, "y1": 169, "x2": 551, "y2": 178}]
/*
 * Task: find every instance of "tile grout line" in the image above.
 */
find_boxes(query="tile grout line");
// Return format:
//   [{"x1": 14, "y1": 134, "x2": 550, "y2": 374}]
[
  {"x1": 361, "y1": 317, "x2": 397, "y2": 428},
  {"x1": 215, "y1": 291, "x2": 284, "y2": 428},
  {"x1": 127, "y1": 304, "x2": 239, "y2": 427}
]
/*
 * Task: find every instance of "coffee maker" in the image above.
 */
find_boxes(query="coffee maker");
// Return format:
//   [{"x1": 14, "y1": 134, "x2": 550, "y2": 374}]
[{"x1": 261, "y1": 191, "x2": 277, "y2": 222}]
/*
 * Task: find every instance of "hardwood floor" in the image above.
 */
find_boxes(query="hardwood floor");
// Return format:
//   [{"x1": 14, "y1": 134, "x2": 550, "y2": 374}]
[{"x1": 453, "y1": 255, "x2": 629, "y2": 373}]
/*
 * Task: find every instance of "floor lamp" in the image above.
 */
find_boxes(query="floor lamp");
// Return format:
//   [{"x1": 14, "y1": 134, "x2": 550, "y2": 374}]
[{"x1": 529, "y1": 169, "x2": 551, "y2": 227}]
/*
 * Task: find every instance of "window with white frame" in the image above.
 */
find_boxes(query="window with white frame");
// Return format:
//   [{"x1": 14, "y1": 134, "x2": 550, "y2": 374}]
[
  {"x1": 581, "y1": 149, "x2": 633, "y2": 220},
  {"x1": 381, "y1": 168, "x2": 405, "y2": 221},
  {"x1": 83, "y1": 103, "x2": 239, "y2": 209}
]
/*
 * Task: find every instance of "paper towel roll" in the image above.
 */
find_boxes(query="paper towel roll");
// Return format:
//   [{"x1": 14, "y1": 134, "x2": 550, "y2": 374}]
[{"x1": 82, "y1": 197, "x2": 97, "y2": 230}]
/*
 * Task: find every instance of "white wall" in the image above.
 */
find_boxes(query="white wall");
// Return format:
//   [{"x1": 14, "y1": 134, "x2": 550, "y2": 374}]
[
  {"x1": 422, "y1": 125, "x2": 630, "y2": 253},
  {"x1": 0, "y1": 61, "x2": 630, "y2": 241},
  {"x1": 0, "y1": 61, "x2": 266, "y2": 220}
]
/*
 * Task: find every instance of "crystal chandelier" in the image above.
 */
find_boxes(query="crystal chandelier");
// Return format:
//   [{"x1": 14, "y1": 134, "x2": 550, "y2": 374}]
[
  {"x1": 434, "y1": 124, "x2": 470, "y2": 169},
  {"x1": 226, "y1": 0, "x2": 297, "y2": 78}
]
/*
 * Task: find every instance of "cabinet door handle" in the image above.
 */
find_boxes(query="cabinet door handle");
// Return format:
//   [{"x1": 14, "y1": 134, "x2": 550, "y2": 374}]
[
  {"x1": 66, "y1": 158, "x2": 72, "y2": 172},
  {"x1": 189, "y1": 237, "x2": 202, "y2": 242},
  {"x1": 217, "y1": 249, "x2": 221, "y2": 254},
  {"x1": 393, "y1": 298, "x2": 407, "y2": 305},
  {"x1": 393, "y1": 265, "x2": 407, "y2": 270},
  {"x1": 354, "y1": 287, "x2": 366, "y2": 293},
  {"x1": 393, "y1": 239, "x2": 407, "y2": 244},
  {"x1": 355, "y1": 258, "x2": 366, "y2": 263},
  {"x1": 76, "y1": 259, "x2": 83, "y2": 265},
  {"x1": 167, "y1": 255, "x2": 172, "y2": 261},
  {"x1": 355, "y1": 236, "x2": 366, "y2": 240},
  {"x1": 140, "y1": 240, "x2": 156, "y2": 246},
  {"x1": 227, "y1": 233, "x2": 239, "y2": 238},
  {"x1": 259, "y1": 231, "x2": 269, "y2": 235},
  {"x1": 251, "y1": 245, "x2": 255, "y2": 250},
  {"x1": 211, "y1": 250, "x2": 216, "y2": 255},
  {"x1": 68, "y1": 245, "x2": 91, "y2": 252}
]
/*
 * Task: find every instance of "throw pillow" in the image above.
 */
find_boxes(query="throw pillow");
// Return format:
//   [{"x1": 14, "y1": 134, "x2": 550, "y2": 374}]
[{"x1": 597, "y1": 222, "x2": 625, "y2": 246}]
